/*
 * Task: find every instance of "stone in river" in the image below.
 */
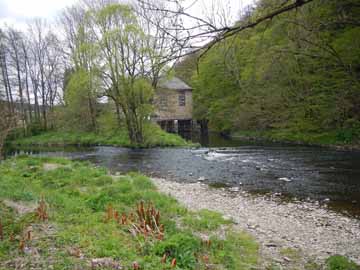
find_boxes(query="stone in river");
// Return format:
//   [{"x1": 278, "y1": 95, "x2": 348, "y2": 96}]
[{"x1": 278, "y1": 177, "x2": 292, "y2": 182}]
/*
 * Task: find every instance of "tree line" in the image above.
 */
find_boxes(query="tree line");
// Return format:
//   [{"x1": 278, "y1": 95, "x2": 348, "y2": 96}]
[
  {"x1": 0, "y1": 19, "x2": 63, "y2": 134},
  {"x1": 176, "y1": 0, "x2": 360, "y2": 144}
]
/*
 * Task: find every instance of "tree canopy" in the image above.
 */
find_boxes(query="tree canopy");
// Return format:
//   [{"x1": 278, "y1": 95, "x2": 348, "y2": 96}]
[{"x1": 180, "y1": 0, "x2": 360, "y2": 144}]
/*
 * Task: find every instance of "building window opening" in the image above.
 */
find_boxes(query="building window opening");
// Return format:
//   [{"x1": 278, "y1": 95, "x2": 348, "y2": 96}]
[{"x1": 179, "y1": 92, "x2": 186, "y2": 106}]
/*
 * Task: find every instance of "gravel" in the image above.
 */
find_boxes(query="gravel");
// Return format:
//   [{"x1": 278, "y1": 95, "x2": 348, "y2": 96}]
[{"x1": 151, "y1": 178, "x2": 360, "y2": 267}]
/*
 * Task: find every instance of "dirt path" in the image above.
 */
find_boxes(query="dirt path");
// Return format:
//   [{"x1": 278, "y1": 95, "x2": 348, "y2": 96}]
[{"x1": 151, "y1": 178, "x2": 360, "y2": 268}]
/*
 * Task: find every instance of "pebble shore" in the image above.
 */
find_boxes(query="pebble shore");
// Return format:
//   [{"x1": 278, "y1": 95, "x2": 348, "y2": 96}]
[{"x1": 151, "y1": 178, "x2": 360, "y2": 268}]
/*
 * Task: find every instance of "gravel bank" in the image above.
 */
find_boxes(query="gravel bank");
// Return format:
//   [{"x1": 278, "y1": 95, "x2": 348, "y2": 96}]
[{"x1": 151, "y1": 178, "x2": 360, "y2": 267}]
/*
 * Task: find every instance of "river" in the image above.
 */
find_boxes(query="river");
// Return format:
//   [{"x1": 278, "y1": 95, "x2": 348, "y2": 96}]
[{"x1": 5, "y1": 133, "x2": 360, "y2": 218}]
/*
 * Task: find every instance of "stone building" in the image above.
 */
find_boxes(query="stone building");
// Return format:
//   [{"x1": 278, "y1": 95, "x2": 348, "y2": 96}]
[{"x1": 153, "y1": 77, "x2": 193, "y2": 133}]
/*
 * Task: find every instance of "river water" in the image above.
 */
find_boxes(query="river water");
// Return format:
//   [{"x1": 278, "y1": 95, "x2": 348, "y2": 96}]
[{"x1": 6, "y1": 134, "x2": 360, "y2": 217}]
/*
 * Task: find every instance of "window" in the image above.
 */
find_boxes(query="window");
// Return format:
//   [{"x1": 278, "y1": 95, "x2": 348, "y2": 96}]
[
  {"x1": 159, "y1": 96, "x2": 167, "y2": 109},
  {"x1": 179, "y1": 92, "x2": 186, "y2": 106}
]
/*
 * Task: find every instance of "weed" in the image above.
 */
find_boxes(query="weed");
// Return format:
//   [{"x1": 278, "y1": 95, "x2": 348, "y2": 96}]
[
  {"x1": 36, "y1": 197, "x2": 49, "y2": 221},
  {"x1": 154, "y1": 232, "x2": 201, "y2": 268}
]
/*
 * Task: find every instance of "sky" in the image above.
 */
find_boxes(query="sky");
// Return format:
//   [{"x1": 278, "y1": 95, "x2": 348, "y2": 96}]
[
  {"x1": 0, "y1": 0, "x2": 255, "y2": 30},
  {"x1": 0, "y1": 0, "x2": 74, "y2": 28}
]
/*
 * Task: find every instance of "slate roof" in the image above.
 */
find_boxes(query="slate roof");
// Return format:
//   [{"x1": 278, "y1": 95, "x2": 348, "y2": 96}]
[{"x1": 158, "y1": 77, "x2": 192, "y2": 91}]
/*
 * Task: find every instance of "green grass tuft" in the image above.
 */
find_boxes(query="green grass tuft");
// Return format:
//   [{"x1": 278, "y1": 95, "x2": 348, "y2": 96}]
[
  {"x1": 183, "y1": 209, "x2": 233, "y2": 231},
  {"x1": 326, "y1": 255, "x2": 360, "y2": 270}
]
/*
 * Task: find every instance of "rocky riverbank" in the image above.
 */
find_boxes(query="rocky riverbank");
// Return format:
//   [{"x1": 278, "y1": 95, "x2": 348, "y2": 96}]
[{"x1": 151, "y1": 178, "x2": 360, "y2": 268}]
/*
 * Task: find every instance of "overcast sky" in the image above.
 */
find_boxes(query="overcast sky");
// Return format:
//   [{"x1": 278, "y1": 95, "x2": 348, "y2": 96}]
[{"x1": 0, "y1": 0, "x2": 255, "y2": 30}]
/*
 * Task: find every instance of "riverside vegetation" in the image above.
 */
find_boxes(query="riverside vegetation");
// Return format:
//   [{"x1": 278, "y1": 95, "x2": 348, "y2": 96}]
[
  {"x1": 0, "y1": 156, "x2": 358, "y2": 270},
  {"x1": 10, "y1": 124, "x2": 191, "y2": 149}
]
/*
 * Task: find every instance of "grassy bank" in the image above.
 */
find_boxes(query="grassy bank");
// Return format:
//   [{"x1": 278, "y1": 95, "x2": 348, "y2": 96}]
[
  {"x1": 232, "y1": 129, "x2": 360, "y2": 149},
  {"x1": 0, "y1": 157, "x2": 358, "y2": 270},
  {"x1": 0, "y1": 156, "x2": 258, "y2": 269},
  {"x1": 11, "y1": 125, "x2": 192, "y2": 148}
]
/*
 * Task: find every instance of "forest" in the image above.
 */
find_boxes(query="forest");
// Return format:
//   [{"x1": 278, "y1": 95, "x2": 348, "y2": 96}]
[{"x1": 176, "y1": 0, "x2": 360, "y2": 146}]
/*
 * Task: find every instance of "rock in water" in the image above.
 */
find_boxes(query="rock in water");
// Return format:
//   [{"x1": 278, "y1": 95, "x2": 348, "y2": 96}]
[{"x1": 278, "y1": 177, "x2": 292, "y2": 182}]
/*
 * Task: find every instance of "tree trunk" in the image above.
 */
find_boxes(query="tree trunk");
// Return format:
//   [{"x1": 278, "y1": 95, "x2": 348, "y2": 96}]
[
  {"x1": 115, "y1": 102, "x2": 122, "y2": 127},
  {"x1": 1, "y1": 58, "x2": 11, "y2": 111},
  {"x1": 40, "y1": 69, "x2": 47, "y2": 130},
  {"x1": 23, "y1": 46, "x2": 33, "y2": 124},
  {"x1": 14, "y1": 49, "x2": 27, "y2": 132},
  {"x1": 87, "y1": 93, "x2": 97, "y2": 132},
  {"x1": 2, "y1": 55, "x2": 14, "y2": 113}
]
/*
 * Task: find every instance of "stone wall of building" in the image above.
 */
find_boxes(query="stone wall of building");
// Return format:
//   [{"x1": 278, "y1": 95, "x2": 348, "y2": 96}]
[{"x1": 153, "y1": 88, "x2": 193, "y2": 121}]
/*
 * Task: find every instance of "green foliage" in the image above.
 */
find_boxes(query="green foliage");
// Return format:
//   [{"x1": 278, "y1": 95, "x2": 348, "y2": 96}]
[
  {"x1": 61, "y1": 68, "x2": 100, "y2": 132},
  {"x1": 326, "y1": 255, "x2": 360, "y2": 270},
  {"x1": 187, "y1": 0, "x2": 360, "y2": 146}
]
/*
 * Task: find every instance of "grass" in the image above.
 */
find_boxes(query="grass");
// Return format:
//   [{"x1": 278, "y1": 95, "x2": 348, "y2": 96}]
[
  {"x1": 279, "y1": 247, "x2": 301, "y2": 261},
  {"x1": 326, "y1": 255, "x2": 360, "y2": 270},
  {"x1": 11, "y1": 124, "x2": 193, "y2": 149},
  {"x1": 182, "y1": 209, "x2": 233, "y2": 231},
  {"x1": 0, "y1": 156, "x2": 259, "y2": 270}
]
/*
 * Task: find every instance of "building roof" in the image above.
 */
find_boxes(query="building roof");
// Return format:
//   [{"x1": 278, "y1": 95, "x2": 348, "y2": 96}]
[{"x1": 158, "y1": 76, "x2": 192, "y2": 91}]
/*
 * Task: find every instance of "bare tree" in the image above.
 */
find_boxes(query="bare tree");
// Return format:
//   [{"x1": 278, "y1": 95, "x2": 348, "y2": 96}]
[
  {"x1": 21, "y1": 37, "x2": 33, "y2": 123},
  {"x1": 134, "y1": 0, "x2": 185, "y2": 87},
  {"x1": 136, "y1": 0, "x2": 316, "y2": 60},
  {"x1": 0, "y1": 100, "x2": 15, "y2": 159},
  {"x1": 27, "y1": 19, "x2": 64, "y2": 129},
  {"x1": 0, "y1": 29, "x2": 14, "y2": 113},
  {"x1": 7, "y1": 28, "x2": 27, "y2": 130},
  {"x1": 27, "y1": 19, "x2": 50, "y2": 129}
]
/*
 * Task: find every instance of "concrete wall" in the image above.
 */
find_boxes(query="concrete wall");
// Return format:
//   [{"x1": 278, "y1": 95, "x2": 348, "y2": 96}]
[{"x1": 153, "y1": 88, "x2": 193, "y2": 121}]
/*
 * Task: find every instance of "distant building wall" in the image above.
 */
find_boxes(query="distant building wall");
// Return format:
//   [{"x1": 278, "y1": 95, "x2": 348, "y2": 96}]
[{"x1": 153, "y1": 88, "x2": 193, "y2": 121}]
